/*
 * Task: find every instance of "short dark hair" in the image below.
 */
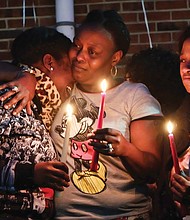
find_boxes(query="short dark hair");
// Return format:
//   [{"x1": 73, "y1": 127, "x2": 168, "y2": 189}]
[
  {"x1": 11, "y1": 26, "x2": 72, "y2": 65},
  {"x1": 78, "y1": 9, "x2": 130, "y2": 57}
]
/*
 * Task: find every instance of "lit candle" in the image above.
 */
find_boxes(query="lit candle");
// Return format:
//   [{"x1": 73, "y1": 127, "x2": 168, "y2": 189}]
[
  {"x1": 167, "y1": 121, "x2": 180, "y2": 174},
  {"x1": 90, "y1": 79, "x2": 107, "y2": 172},
  {"x1": 60, "y1": 104, "x2": 73, "y2": 163}
]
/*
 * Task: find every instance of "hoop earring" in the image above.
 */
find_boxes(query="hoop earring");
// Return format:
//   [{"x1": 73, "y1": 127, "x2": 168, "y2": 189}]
[
  {"x1": 111, "y1": 66, "x2": 118, "y2": 77},
  {"x1": 50, "y1": 66, "x2": 54, "y2": 71}
]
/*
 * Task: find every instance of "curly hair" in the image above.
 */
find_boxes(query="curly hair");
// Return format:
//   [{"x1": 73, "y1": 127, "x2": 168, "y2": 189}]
[{"x1": 126, "y1": 47, "x2": 186, "y2": 115}]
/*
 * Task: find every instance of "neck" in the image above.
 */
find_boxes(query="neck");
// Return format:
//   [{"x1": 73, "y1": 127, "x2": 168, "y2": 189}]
[{"x1": 77, "y1": 77, "x2": 124, "y2": 93}]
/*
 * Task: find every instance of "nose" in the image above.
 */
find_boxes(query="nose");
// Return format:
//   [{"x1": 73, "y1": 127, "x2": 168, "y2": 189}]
[
  {"x1": 75, "y1": 49, "x2": 85, "y2": 63},
  {"x1": 181, "y1": 61, "x2": 190, "y2": 74}
]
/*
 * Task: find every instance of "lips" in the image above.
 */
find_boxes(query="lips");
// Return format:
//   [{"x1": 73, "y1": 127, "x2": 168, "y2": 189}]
[
  {"x1": 182, "y1": 74, "x2": 190, "y2": 80},
  {"x1": 72, "y1": 63, "x2": 86, "y2": 72}
]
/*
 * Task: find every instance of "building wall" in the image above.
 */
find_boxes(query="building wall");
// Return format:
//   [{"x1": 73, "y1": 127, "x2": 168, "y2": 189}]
[{"x1": 1, "y1": 0, "x2": 190, "y2": 62}]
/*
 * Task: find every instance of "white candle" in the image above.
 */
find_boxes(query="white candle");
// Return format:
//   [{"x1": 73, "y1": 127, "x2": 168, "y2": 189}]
[{"x1": 60, "y1": 104, "x2": 73, "y2": 163}]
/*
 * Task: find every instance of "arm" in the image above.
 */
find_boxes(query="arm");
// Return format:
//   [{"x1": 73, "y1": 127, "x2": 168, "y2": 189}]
[
  {"x1": 15, "y1": 161, "x2": 70, "y2": 191},
  {"x1": 122, "y1": 117, "x2": 163, "y2": 182},
  {"x1": 0, "y1": 160, "x2": 69, "y2": 218},
  {"x1": 171, "y1": 173, "x2": 190, "y2": 215},
  {"x1": 0, "y1": 61, "x2": 22, "y2": 81},
  {"x1": 0, "y1": 61, "x2": 36, "y2": 114},
  {"x1": 171, "y1": 173, "x2": 190, "y2": 205}
]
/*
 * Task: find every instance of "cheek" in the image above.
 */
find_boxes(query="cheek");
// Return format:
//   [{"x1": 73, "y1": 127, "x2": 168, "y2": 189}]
[
  {"x1": 185, "y1": 86, "x2": 190, "y2": 93},
  {"x1": 180, "y1": 63, "x2": 185, "y2": 74},
  {"x1": 180, "y1": 68, "x2": 182, "y2": 77},
  {"x1": 53, "y1": 60, "x2": 63, "y2": 71},
  {"x1": 69, "y1": 49, "x2": 76, "y2": 61},
  {"x1": 89, "y1": 60, "x2": 100, "y2": 69},
  {"x1": 90, "y1": 58, "x2": 110, "y2": 72}
]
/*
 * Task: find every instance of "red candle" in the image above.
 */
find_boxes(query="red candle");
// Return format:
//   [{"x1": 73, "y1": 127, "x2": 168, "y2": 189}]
[
  {"x1": 90, "y1": 79, "x2": 107, "y2": 171},
  {"x1": 167, "y1": 121, "x2": 180, "y2": 174},
  {"x1": 167, "y1": 121, "x2": 188, "y2": 216}
]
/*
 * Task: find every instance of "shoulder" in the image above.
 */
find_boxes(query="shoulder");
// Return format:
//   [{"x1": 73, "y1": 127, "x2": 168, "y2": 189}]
[
  {"x1": 120, "y1": 82, "x2": 163, "y2": 118},
  {"x1": 111, "y1": 81, "x2": 152, "y2": 101},
  {"x1": 114, "y1": 81, "x2": 150, "y2": 93}
]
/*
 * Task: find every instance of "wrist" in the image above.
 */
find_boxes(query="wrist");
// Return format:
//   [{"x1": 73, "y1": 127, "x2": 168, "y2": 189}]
[{"x1": 15, "y1": 163, "x2": 36, "y2": 189}]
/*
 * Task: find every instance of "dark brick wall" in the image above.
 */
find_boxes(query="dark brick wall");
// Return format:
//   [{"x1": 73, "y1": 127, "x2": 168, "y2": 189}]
[{"x1": 1, "y1": 0, "x2": 190, "y2": 61}]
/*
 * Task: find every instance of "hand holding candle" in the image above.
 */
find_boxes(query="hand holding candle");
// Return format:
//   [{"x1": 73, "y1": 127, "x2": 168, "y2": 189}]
[
  {"x1": 60, "y1": 104, "x2": 73, "y2": 163},
  {"x1": 167, "y1": 121, "x2": 188, "y2": 216},
  {"x1": 167, "y1": 121, "x2": 180, "y2": 174},
  {"x1": 90, "y1": 79, "x2": 107, "y2": 171}
]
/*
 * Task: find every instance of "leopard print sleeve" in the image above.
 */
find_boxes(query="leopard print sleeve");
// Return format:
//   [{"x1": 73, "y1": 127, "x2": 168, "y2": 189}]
[{"x1": 21, "y1": 64, "x2": 62, "y2": 131}]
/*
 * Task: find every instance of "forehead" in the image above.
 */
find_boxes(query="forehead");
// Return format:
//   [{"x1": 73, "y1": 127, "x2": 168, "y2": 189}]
[
  {"x1": 181, "y1": 38, "x2": 190, "y2": 54},
  {"x1": 75, "y1": 26, "x2": 114, "y2": 46}
]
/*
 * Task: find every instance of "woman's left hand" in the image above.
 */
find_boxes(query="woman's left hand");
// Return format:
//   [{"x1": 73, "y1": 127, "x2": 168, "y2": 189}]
[
  {"x1": 171, "y1": 173, "x2": 190, "y2": 205},
  {"x1": 88, "y1": 119, "x2": 163, "y2": 183},
  {"x1": 87, "y1": 128, "x2": 127, "y2": 156}
]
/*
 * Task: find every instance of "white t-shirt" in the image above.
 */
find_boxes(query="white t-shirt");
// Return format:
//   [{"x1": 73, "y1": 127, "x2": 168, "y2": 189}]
[{"x1": 51, "y1": 81, "x2": 163, "y2": 219}]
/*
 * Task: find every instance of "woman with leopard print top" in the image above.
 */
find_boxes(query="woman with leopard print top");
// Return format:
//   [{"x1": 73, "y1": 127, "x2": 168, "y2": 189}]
[
  {"x1": 0, "y1": 26, "x2": 73, "y2": 219},
  {"x1": 0, "y1": 26, "x2": 74, "y2": 131}
]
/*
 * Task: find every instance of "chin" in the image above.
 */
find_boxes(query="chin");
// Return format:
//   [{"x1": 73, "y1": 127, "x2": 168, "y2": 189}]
[{"x1": 73, "y1": 73, "x2": 83, "y2": 83}]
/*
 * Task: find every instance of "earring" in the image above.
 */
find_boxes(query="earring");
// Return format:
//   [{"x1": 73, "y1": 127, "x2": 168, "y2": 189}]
[
  {"x1": 50, "y1": 66, "x2": 54, "y2": 71},
  {"x1": 111, "y1": 66, "x2": 118, "y2": 77}
]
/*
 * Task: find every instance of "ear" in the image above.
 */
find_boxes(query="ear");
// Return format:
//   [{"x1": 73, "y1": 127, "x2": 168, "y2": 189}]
[
  {"x1": 43, "y1": 54, "x2": 54, "y2": 71},
  {"x1": 112, "y1": 50, "x2": 123, "y2": 66}
]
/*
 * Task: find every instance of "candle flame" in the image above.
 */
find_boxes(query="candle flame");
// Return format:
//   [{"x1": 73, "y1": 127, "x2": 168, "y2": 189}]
[
  {"x1": 66, "y1": 104, "x2": 73, "y2": 117},
  {"x1": 101, "y1": 79, "x2": 107, "y2": 92},
  {"x1": 167, "y1": 121, "x2": 173, "y2": 134}
]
